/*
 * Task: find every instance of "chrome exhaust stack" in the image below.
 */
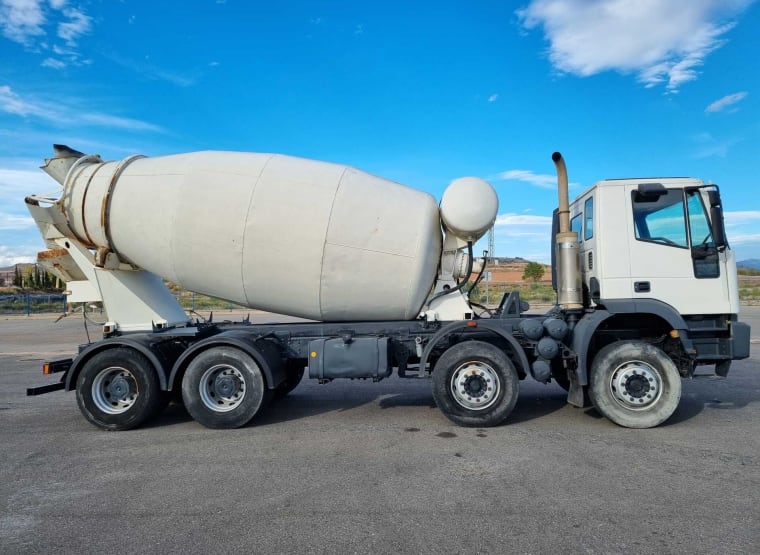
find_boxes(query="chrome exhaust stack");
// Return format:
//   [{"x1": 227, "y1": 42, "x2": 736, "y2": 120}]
[{"x1": 552, "y1": 152, "x2": 583, "y2": 310}]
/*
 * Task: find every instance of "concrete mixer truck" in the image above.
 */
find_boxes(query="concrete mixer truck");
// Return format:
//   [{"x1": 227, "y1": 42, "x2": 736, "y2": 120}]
[{"x1": 25, "y1": 145, "x2": 750, "y2": 431}]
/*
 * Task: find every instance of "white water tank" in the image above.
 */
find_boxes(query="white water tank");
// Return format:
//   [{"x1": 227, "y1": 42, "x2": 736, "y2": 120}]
[
  {"x1": 59, "y1": 152, "x2": 442, "y2": 321},
  {"x1": 439, "y1": 177, "x2": 498, "y2": 241}
]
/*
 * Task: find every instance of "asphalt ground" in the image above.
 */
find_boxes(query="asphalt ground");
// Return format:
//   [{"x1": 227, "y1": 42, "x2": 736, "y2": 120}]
[{"x1": 1, "y1": 308, "x2": 759, "y2": 554}]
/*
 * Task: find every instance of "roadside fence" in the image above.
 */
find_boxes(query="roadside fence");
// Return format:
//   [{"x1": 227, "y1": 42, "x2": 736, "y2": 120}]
[{"x1": 0, "y1": 293, "x2": 67, "y2": 315}]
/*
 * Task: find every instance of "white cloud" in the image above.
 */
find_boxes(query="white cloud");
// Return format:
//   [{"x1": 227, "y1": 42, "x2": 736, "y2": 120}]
[
  {"x1": 724, "y1": 210, "x2": 760, "y2": 225},
  {"x1": 0, "y1": 245, "x2": 37, "y2": 267},
  {"x1": 489, "y1": 169, "x2": 576, "y2": 190},
  {"x1": 0, "y1": 211, "x2": 35, "y2": 230},
  {"x1": 705, "y1": 91, "x2": 748, "y2": 113},
  {"x1": 57, "y1": 7, "x2": 90, "y2": 46},
  {"x1": 41, "y1": 56, "x2": 65, "y2": 69},
  {"x1": 730, "y1": 233, "x2": 760, "y2": 245},
  {"x1": 495, "y1": 213, "x2": 553, "y2": 226},
  {"x1": 517, "y1": 0, "x2": 753, "y2": 91},
  {"x1": 0, "y1": 83, "x2": 46, "y2": 116},
  {"x1": 0, "y1": 1, "x2": 92, "y2": 66},
  {"x1": 488, "y1": 94, "x2": 499, "y2": 103},
  {"x1": 0, "y1": 162, "x2": 55, "y2": 268},
  {"x1": 0, "y1": 85, "x2": 164, "y2": 133},
  {"x1": 78, "y1": 112, "x2": 164, "y2": 133},
  {"x1": 103, "y1": 51, "x2": 199, "y2": 87},
  {"x1": 492, "y1": 213, "x2": 554, "y2": 262},
  {"x1": 0, "y1": 0, "x2": 45, "y2": 45},
  {"x1": 691, "y1": 131, "x2": 738, "y2": 159},
  {"x1": 0, "y1": 165, "x2": 53, "y2": 196}
]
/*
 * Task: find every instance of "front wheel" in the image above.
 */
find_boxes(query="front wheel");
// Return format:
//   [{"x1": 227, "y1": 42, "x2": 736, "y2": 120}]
[
  {"x1": 182, "y1": 346, "x2": 271, "y2": 429},
  {"x1": 432, "y1": 341, "x2": 519, "y2": 427},
  {"x1": 589, "y1": 341, "x2": 682, "y2": 429},
  {"x1": 76, "y1": 347, "x2": 163, "y2": 431}
]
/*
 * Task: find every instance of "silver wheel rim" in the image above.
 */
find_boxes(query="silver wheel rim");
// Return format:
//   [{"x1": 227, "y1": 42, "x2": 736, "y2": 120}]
[
  {"x1": 199, "y1": 364, "x2": 247, "y2": 412},
  {"x1": 450, "y1": 360, "x2": 500, "y2": 411},
  {"x1": 92, "y1": 366, "x2": 138, "y2": 414},
  {"x1": 609, "y1": 360, "x2": 663, "y2": 410}
]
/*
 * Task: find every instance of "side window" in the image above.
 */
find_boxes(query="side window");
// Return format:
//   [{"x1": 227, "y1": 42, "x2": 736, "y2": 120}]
[
  {"x1": 687, "y1": 191, "x2": 713, "y2": 246},
  {"x1": 571, "y1": 213, "x2": 582, "y2": 239},
  {"x1": 584, "y1": 197, "x2": 594, "y2": 240},
  {"x1": 632, "y1": 189, "x2": 688, "y2": 248},
  {"x1": 687, "y1": 190, "x2": 719, "y2": 278}
]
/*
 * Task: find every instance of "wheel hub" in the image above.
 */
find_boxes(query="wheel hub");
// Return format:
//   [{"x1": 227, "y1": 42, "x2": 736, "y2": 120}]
[
  {"x1": 610, "y1": 361, "x2": 662, "y2": 410},
  {"x1": 199, "y1": 364, "x2": 247, "y2": 412},
  {"x1": 92, "y1": 367, "x2": 138, "y2": 415},
  {"x1": 463, "y1": 375, "x2": 487, "y2": 397},
  {"x1": 214, "y1": 374, "x2": 241, "y2": 398},
  {"x1": 108, "y1": 376, "x2": 133, "y2": 401},
  {"x1": 451, "y1": 362, "x2": 500, "y2": 411}
]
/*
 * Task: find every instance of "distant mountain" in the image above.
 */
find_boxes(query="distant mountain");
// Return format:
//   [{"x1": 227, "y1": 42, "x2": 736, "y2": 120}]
[
  {"x1": 738, "y1": 259, "x2": 760, "y2": 270},
  {"x1": 0, "y1": 263, "x2": 34, "y2": 273}
]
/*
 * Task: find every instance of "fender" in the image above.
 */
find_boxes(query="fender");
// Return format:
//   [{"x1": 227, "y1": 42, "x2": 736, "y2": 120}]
[
  {"x1": 420, "y1": 320, "x2": 531, "y2": 378},
  {"x1": 168, "y1": 330, "x2": 286, "y2": 391},
  {"x1": 65, "y1": 336, "x2": 174, "y2": 392},
  {"x1": 570, "y1": 298, "x2": 695, "y2": 386}
]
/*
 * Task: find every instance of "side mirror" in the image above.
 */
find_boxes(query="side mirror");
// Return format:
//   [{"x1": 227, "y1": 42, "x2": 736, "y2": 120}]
[{"x1": 707, "y1": 189, "x2": 728, "y2": 250}]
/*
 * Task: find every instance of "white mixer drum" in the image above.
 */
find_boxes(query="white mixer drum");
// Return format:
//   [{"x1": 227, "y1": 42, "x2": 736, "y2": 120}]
[{"x1": 59, "y1": 151, "x2": 443, "y2": 321}]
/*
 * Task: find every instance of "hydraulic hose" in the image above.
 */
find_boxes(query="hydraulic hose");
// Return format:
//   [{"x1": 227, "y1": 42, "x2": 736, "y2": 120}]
[
  {"x1": 427, "y1": 241, "x2": 474, "y2": 305},
  {"x1": 468, "y1": 250, "x2": 489, "y2": 298}
]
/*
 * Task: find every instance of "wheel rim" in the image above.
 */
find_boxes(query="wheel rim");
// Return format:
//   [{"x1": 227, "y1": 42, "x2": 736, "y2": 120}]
[
  {"x1": 609, "y1": 360, "x2": 663, "y2": 410},
  {"x1": 450, "y1": 360, "x2": 500, "y2": 411},
  {"x1": 199, "y1": 364, "x2": 247, "y2": 412},
  {"x1": 92, "y1": 366, "x2": 138, "y2": 414}
]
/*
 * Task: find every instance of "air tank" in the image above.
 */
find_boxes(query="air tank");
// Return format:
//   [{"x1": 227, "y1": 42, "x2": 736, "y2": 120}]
[{"x1": 52, "y1": 151, "x2": 443, "y2": 321}]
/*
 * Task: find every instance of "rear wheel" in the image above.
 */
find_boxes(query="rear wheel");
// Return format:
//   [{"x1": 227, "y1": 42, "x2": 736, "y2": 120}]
[
  {"x1": 432, "y1": 341, "x2": 519, "y2": 427},
  {"x1": 76, "y1": 347, "x2": 163, "y2": 431},
  {"x1": 589, "y1": 341, "x2": 681, "y2": 428},
  {"x1": 182, "y1": 346, "x2": 271, "y2": 429}
]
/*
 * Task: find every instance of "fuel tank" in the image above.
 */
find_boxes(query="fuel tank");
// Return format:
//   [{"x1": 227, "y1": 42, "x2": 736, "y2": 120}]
[{"x1": 55, "y1": 151, "x2": 442, "y2": 321}]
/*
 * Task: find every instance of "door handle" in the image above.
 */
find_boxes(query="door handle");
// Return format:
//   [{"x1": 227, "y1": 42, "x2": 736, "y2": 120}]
[{"x1": 634, "y1": 281, "x2": 651, "y2": 293}]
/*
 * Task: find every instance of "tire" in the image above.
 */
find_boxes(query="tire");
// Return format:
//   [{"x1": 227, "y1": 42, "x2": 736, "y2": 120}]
[
  {"x1": 273, "y1": 361, "x2": 304, "y2": 401},
  {"x1": 432, "y1": 341, "x2": 519, "y2": 427},
  {"x1": 589, "y1": 341, "x2": 682, "y2": 429},
  {"x1": 182, "y1": 346, "x2": 271, "y2": 429},
  {"x1": 76, "y1": 347, "x2": 163, "y2": 431}
]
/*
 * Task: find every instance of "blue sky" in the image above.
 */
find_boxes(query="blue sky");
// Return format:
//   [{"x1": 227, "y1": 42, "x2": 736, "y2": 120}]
[{"x1": 1, "y1": 0, "x2": 758, "y2": 267}]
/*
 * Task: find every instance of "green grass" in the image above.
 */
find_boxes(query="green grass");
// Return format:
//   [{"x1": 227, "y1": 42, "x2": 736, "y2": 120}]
[
  {"x1": 475, "y1": 280, "x2": 760, "y2": 305},
  {"x1": 172, "y1": 291, "x2": 247, "y2": 311},
  {"x1": 470, "y1": 282, "x2": 556, "y2": 305},
  {"x1": 739, "y1": 286, "x2": 760, "y2": 301}
]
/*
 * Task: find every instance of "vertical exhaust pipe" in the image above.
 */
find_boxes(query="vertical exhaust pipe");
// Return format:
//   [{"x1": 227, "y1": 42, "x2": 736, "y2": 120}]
[{"x1": 552, "y1": 152, "x2": 583, "y2": 310}]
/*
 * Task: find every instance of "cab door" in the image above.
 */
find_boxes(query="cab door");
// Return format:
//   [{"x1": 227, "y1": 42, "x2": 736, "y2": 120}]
[{"x1": 627, "y1": 185, "x2": 731, "y2": 315}]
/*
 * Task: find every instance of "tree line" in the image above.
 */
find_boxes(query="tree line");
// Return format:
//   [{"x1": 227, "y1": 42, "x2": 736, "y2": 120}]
[{"x1": 4, "y1": 265, "x2": 61, "y2": 290}]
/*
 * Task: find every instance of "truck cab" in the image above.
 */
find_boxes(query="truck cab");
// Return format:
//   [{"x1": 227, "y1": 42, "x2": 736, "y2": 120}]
[
  {"x1": 570, "y1": 178, "x2": 739, "y2": 315},
  {"x1": 566, "y1": 178, "x2": 748, "y2": 380}
]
